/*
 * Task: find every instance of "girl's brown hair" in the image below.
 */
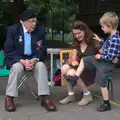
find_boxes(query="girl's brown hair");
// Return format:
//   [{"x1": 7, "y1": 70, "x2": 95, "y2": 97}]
[{"x1": 70, "y1": 20, "x2": 96, "y2": 49}]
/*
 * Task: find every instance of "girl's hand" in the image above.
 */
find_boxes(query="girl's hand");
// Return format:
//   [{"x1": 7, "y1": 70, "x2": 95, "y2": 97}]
[{"x1": 71, "y1": 61, "x2": 78, "y2": 66}]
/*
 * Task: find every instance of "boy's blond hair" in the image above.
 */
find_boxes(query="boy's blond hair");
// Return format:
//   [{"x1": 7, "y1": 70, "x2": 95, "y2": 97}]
[{"x1": 99, "y1": 12, "x2": 119, "y2": 29}]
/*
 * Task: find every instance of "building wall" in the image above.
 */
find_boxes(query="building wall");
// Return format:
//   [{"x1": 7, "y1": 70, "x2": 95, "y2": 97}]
[{"x1": 76, "y1": 0, "x2": 120, "y2": 27}]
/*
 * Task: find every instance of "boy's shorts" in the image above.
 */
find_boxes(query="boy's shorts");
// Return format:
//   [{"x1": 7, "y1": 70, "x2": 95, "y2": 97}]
[{"x1": 82, "y1": 56, "x2": 115, "y2": 87}]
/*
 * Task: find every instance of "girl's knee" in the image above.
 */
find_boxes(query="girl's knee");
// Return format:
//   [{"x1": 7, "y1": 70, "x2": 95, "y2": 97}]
[
  {"x1": 61, "y1": 64, "x2": 70, "y2": 74},
  {"x1": 67, "y1": 69, "x2": 76, "y2": 76}
]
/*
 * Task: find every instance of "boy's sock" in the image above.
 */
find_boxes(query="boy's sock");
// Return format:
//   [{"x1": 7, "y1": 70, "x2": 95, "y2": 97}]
[{"x1": 104, "y1": 100, "x2": 110, "y2": 105}]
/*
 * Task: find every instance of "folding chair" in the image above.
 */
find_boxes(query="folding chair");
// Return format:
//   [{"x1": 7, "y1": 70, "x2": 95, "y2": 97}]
[
  {"x1": 17, "y1": 70, "x2": 39, "y2": 100},
  {"x1": 0, "y1": 50, "x2": 39, "y2": 100}
]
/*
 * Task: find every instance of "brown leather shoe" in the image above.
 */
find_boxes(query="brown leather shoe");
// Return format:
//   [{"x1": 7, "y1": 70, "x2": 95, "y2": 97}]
[
  {"x1": 41, "y1": 98, "x2": 56, "y2": 111},
  {"x1": 5, "y1": 96, "x2": 16, "y2": 112}
]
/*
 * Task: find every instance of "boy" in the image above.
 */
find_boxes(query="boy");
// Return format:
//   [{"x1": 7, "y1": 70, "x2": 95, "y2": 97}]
[{"x1": 66, "y1": 12, "x2": 120, "y2": 112}]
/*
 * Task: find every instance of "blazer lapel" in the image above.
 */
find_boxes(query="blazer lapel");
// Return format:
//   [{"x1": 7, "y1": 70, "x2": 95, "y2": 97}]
[
  {"x1": 31, "y1": 30, "x2": 37, "y2": 51},
  {"x1": 18, "y1": 23, "x2": 24, "y2": 53}
]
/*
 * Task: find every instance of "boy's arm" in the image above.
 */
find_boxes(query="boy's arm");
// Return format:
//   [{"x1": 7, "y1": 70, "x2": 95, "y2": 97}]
[
  {"x1": 93, "y1": 33, "x2": 104, "y2": 46},
  {"x1": 100, "y1": 38, "x2": 120, "y2": 61}
]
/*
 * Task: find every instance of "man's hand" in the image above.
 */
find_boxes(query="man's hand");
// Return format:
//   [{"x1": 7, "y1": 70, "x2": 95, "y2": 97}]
[
  {"x1": 93, "y1": 33, "x2": 102, "y2": 42},
  {"x1": 30, "y1": 58, "x2": 38, "y2": 65},
  {"x1": 95, "y1": 54, "x2": 101, "y2": 59},
  {"x1": 71, "y1": 61, "x2": 79, "y2": 66},
  {"x1": 20, "y1": 59, "x2": 34, "y2": 70},
  {"x1": 25, "y1": 60, "x2": 34, "y2": 70}
]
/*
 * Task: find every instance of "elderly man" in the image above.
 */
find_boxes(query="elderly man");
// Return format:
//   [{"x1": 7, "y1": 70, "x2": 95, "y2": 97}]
[{"x1": 4, "y1": 8, "x2": 56, "y2": 112}]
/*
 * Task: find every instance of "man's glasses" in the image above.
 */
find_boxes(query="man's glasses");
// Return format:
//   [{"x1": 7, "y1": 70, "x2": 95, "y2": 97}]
[{"x1": 28, "y1": 19, "x2": 37, "y2": 24}]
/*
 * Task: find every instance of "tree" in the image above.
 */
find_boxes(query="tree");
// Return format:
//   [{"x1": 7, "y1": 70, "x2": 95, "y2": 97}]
[
  {"x1": 0, "y1": 0, "x2": 26, "y2": 49},
  {"x1": 0, "y1": 0, "x2": 81, "y2": 48}
]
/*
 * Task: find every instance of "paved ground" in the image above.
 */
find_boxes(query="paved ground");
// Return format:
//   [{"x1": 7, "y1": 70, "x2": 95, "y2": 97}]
[{"x1": 0, "y1": 64, "x2": 120, "y2": 120}]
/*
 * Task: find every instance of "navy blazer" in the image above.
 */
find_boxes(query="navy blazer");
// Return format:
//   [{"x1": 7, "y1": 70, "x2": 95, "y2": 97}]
[{"x1": 4, "y1": 23, "x2": 47, "y2": 68}]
